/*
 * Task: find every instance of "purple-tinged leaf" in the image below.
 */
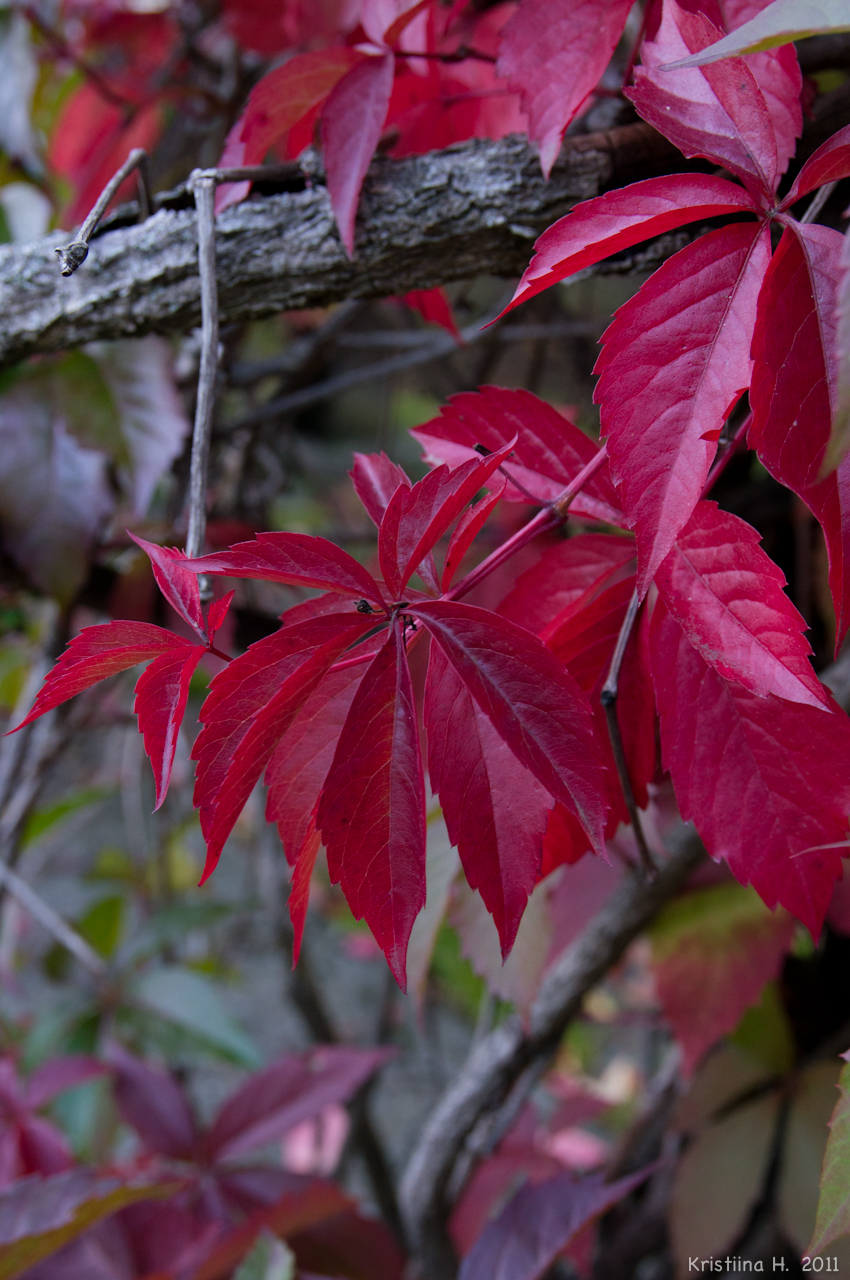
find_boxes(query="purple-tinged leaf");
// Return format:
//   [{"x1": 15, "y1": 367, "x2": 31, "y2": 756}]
[
  {"x1": 104, "y1": 1043, "x2": 196, "y2": 1160},
  {"x1": 25, "y1": 1059, "x2": 108, "y2": 1111}
]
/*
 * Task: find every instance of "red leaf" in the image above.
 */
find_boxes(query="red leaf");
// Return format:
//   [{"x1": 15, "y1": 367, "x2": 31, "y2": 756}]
[
  {"x1": 11, "y1": 621, "x2": 188, "y2": 733},
  {"x1": 628, "y1": 0, "x2": 777, "y2": 201},
  {"x1": 403, "y1": 287, "x2": 460, "y2": 337},
  {"x1": 206, "y1": 590, "x2": 234, "y2": 640},
  {"x1": 499, "y1": 533, "x2": 637, "y2": 637},
  {"x1": 193, "y1": 615, "x2": 375, "y2": 882},
  {"x1": 129, "y1": 533, "x2": 206, "y2": 639},
  {"x1": 654, "y1": 500, "x2": 828, "y2": 708},
  {"x1": 650, "y1": 603, "x2": 850, "y2": 937},
  {"x1": 543, "y1": 573, "x2": 635, "y2": 686},
  {"x1": 206, "y1": 1047, "x2": 395, "y2": 1162},
  {"x1": 412, "y1": 386, "x2": 623, "y2": 524},
  {"x1": 442, "y1": 478, "x2": 506, "y2": 591},
  {"x1": 239, "y1": 49, "x2": 359, "y2": 167},
  {"x1": 595, "y1": 221, "x2": 771, "y2": 593},
  {"x1": 288, "y1": 1208, "x2": 406, "y2": 1280},
  {"x1": 780, "y1": 123, "x2": 850, "y2": 210},
  {"x1": 425, "y1": 642, "x2": 551, "y2": 957},
  {"x1": 378, "y1": 443, "x2": 514, "y2": 597},
  {"x1": 495, "y1": 0, "x2": 633, "y2": 177},
  {"x1": 135, "y1": 643, "x2": 207, "y2": 810},
  {"x1": 350, "y1": 452, "x2": 410, "y2": 529},
  {"x1": 104, "y1": 1043, "x2": 196, "y2": 1160},
  {"x1": 321, "y1": 53, "x2": 395, "y2": 256},
  {"x1": 412, "y1": 601, "x2": 608, "y2": 854},
  {"x1": 181, "y1": 532, "x2": 386, "y2": 607},
  {"x1": 505, "y1": 174, "x2": 759, "y2": 312},
  {"x1": 720, "y1": 0, "x2": 802, "y2": 180},
  {"x1": 317, "y1": 621, "x2": 426, "y2": 989},
  {"x1": 288, "y1": 810, "x2": 321, "y2": 963},
  {"x1": 749, "y1": 223, "x2": 850, "y2": 645}
]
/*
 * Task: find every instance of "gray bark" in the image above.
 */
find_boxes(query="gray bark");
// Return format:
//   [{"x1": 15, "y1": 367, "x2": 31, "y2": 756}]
[{"x1": 0, "y1": 123, "x2": 682, "y2": 370}]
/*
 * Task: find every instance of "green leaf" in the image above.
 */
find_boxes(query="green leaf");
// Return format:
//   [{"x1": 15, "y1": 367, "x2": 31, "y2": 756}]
[
  {"x1": 20, "y1": 789, "x2": 107, "y2": 850},
  {"x1": 76, "y1": 896, "x2": 124, "y2": 960},
  {"x1": 233, "y1": 1232, "x2": 295, "y2": 1280},
  {"x1": 25, "y1": 353, "x2": 123, "y2": 463},
  {"x1": 662, "y1": 0, "x2": 850, "y2": 67},
  {"x1": 130, "y1": 966, "x2": 261, "y2": 1067},
  {"x1": 729, "y1": 981, "x2": 795, "y2": 1076},
  {"x1": 809, "y1": 1057, "x2": 850, "y2": 1253},
  {"x1": 780, "y1": 1061, "x2": 844, "y2": 1254}
]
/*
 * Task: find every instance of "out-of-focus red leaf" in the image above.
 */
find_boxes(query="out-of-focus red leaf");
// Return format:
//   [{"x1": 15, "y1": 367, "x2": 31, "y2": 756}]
[
  {"x1": 129, "y1": 534, "x2": 205, "y2": 639},
  {"x1": 318, "y1": 622, "x2": 426, "y2": 989},
  {"x1": 235, "y1": 48, "x2": 360, "y2": 168},
  {"x1": 206, "y1": 1046, "x2": 395, "y2": 1162},
  {"x1": 25, "y1": 1059, "x2": 108, "y2": 1111},
  {"x1": 181, "y1": 532, "x2": 385, "y2": 606},
  {"x1": 504, "y1": 174, "x2": 759, "y2": 312},
  {"x1": 595, "y1": 222, "x2": 771, "y2": 593},
  {"x1": 350, "y1": 452, "x2": 410, "y2": 529},
  {"x1": 628, "y1": 0, "x2": 777, "y2": 200},
  {"x1": 749, "y1": 223, "x2": 850, "y2": 646},
  {"x1": 413, "y1": 601, "x2": 608, "y2": 854},
  {"x1": 105, "y1": 1044, "x2": 196, "y2": 1160},
  {"x1": 651, "y1": 603, "x2": 850, "y2": 937},
  {"x1": 442, "y1": 479, "x2": 505, "y2": 591},
  {"x1": 134, "y1": 643, "x2": 206, "y2": 810},
  {"x1": 193, "y1": 615, "x2": 375, "y2": 882},
  {"x1": 656, "y1": 501, "x2": 828, "y2": 707},
  {"x1": 496, "y1": 0, "x2": 633, "y2": 176},
  {"x1": 412, "y1": 387, "x2": 623, "y2": 524},
  {"x1": 425, "y1": 643, "x2": 551, "y2": 957},
  {"x1": 780, "y1": 122, "x2": 850, "y2": 210},
  {"x1": 321, "y1": 53, "x2": 395, "y2": 256},
  {"x1": 288, "y1": 1207, "x2": 406, "y2": 1280},
  {"x1": 540, "y1": 804, "x2": 594, "y2": 876},
  {"x1": 720, "y1": 0, "x2": 802, "y2": 179},
  {"x1": 403, "y1": 287, "x2": 460, "y2": 337},
  {"x1": 546, "y1": 855, "x2": 623, "y2": 957}
]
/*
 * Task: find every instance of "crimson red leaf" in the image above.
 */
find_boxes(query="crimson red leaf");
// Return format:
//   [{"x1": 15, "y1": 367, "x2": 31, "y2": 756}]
[
  {"x1": 129, "y1": 533, "x2": 205, "y2": 639},
  {"x1": 378, "y1": 443, "x2": 513, "y2": 597},
  {"x1": 180, "y1": 532, "x2": 386, "y2": 607},
  {"x1": 495, "y1": 0, "x2": 633, "y2": 177},
  {"x1": 206, "y1": 590, "x2": 234, "y2": 641},
  {"x1": 628, "y1": 0, "x2": 777, "y2": 200},
  {"x1": 654, "y1": 500, "x2": 828, "y2": 708},
  {"x1": 193, "y1": 615, "x2": 375, "y2": 882},
  {"x1": 412, "y1": 600, "x2": 608, "y2": 854},
  {"x1": 498, "y1": 533, "x2": 637, "y2": 637},
  {"x1": 134, "y1": 643, "x2": 206, "y2": 810},
  {"x1": 25, "y1": 1058, "x2": 108, "y2": 1110},
  {"x1": 442, "y1": 479, "x2": 505, "y2": 591},
  {"x1": 288, "y1": 810, "x2": 321, "y2": 964},
  {"x1": 317, "y1": 621, "x2": 426, "y2": 989},
  {"x1": 412, "y1": 386, "x2": 623, "y2": 524},
  {"x1": 403, "y1": 287, "x2": 460, "y2": 337},
  {"x1": 425, "y1": 642, "x2": 551, "y2": 957},
  {"x1": 206, "y1": 1047, "x2": 395, "y2": 1162},
  {"x1": 780, "y1": 122, "x2": 850, "y2": 210},
  {"x1": 595, "y1": 221, "x2": 771, "y2": 593},
  {"x1": 104, "y1": 1043, "x2": 196, "y2": 1160},
  {"x1": 349, "y1": 452, "x2": 410, "y2": 529},
  {"x1": 505, "y1": 174, "x2": 759, "y2": 312},
  {"x1": 651, "y1": 604, "x2": 850, "y2": 937},
  {"x1": 543, "y1": 572, "x2": 635, "y2": 685},
  {"x1": 321, "y1": 53, "x2": 395, "y2": 256},
  {"x1": 12, "y1": 621, "x2": 188, "y2": 733},
  {"x1": 749, "y1": 223, "x2": 850, "y2": 645}
]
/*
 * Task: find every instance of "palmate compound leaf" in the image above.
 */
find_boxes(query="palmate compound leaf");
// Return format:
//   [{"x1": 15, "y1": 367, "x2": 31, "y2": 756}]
[
  {"x1": 650, "y1": 603, "x2": 850, "y2": 937},
  {"x1": 595, "y1": 220, "x2": 772, "y2": 594},
  {"x1": 321, "y1": 52, "x2": 395, "y2": 256},
  {"x1": 504, "y1": 174, "x2": 760, "y2": 313},
  {"x1": 749, "y1": 222, "x2": 850, "y2": 647},
  {"x1": 495, "y1": 0, "x2": 633, "y2": 178},
  {"x1": 412, "y1": 601, "x2": 609, "y2": 856},
  {"x1": 809, "y1": 1053, "x2": 850, "y2": 1255},
  {"x1": 317, "y1": 618, "x2": 426, "y2": 989},
  {"x1": 654, "y1": 500, "x2": 829, "y2": 708}
]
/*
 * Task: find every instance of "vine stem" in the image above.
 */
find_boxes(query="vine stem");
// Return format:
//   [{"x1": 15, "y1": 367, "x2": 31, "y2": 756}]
[{"x1": 185, "y1": 172, "x2": 220, "y2": 601}]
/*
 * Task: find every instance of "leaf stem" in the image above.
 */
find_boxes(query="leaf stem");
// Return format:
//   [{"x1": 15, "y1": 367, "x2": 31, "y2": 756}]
[{"x1": 185, "y1": 172, "x2": 220, "y2": 602}]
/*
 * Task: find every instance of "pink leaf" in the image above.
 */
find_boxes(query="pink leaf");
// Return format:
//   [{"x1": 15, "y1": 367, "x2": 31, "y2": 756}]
[
  {"x1": 317, "y1": 621, "x2": 426, "y2": 990},
  {"x1": 134, "y1": 643, "x2": 207, "y2": 810},
  {"x1": 181, "y1": 532, "x2": 386, "y2": 607},
  {"x1": 651, "y1": 604, "x2": 850, "y2": 938},
  {"x1": 412, "y1": 601, "x2": 608, "y2": 854},
  {"x1": 595, "y1": 220, "x2": 771, "y2": 593},
  {"x1": 505, "y1": 174, "x2": 759, "y2": 312},
  {"x1": 321, "y1": 53, "x2": 395, "y2": 256},
  {"x1": 749, "y1": 222, "x2": 850, "y2": 646},
  {"x1": 104, "y1": 1043, "x2": 196, "y2": 1160},
  {"x1": 412, "y1": 386, "x2": 624, "y2": 524},
  {"x1": 780, "y1": 123, "x2": 850, "y2": 210},
  {"x1": 442, "y1": 479, "x2": 506, "y2": 591},
  {"x1": 425, "y1": 642, "x2": 551, "y2": 957},
  {"x1": 349, "y1": 452, "x2": 410, "y2": 529},
  {"x1": 654, "y1": 500, "x2": 828, "y2": 708}
]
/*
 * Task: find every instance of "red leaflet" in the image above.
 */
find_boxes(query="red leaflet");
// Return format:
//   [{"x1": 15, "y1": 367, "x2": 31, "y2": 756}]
[
  {"x1": 628, "y1": 0, "x2": 777, "y2": 201},
  {"x1": 749, "y1": 223, "x2": 850, "y2": 646},
  {"x1": 235, "y1": 49, "x2": 359, "y2": 170},
  {"x1": 425, "y1": 643, "x2": 551, "y2": 957},
  {"x1": 495, "y1": 0, "x2": 633, "y2": 177},
  {"x1": 720, "y1": 0, "x2": 803, "y2": 175},
  {"x1": 350, "y1": 452, "x2": 410, "y2": 528},
  {"x1": 651, "y1": 605, "x2": 850, "y2": 937},
  {"x1": 442, "y1": 479, "x2": 505, "y2": 591},
  {"x1": 130, "y1": 533, "x2": 206, "y2": 638},
  {"x1": 780, "y1": 123, "x2": 850, "y2": 210},
  {"x1": 12, "y1": 621, "x2": 188, "y2": 732},
  {"x1": 403, "y1": 287, "x2": 460, "y2": 338},
  {"x1": 192, "y1": 615, "x2": 374, "y2": 881},
  {"x1": 321, "y1": 53, "x2": 395, "y2": 256},
  {"x1": 207, "y1": 591, "x2": 235, "y2": 640},
  {"x1": 544, "y1": 573, "x2": 635, "y2": 688},
  {"x1": 378, "y1": 443, "x2": 513, "y2": 598},
  {"x1": 318, "y1": 621, "x2": 426, "y2": 989},
  {"x1": 412, "y1": 601, "x2": 608, "y2": 854},
  {"x1": 181, "y1": 532, "x2": 386, "y2": 607},
  {"x1": 596, "y1": 222, "x2": 770, "y2": 592},
  {"x1": 135, "y1": 644, "x2": 206, "y2": 810},
  {"x1": 654, "y1": 501, "x2": 828, "y2": 709},
  {"x1": 412, "y1": 387, "x2": 623, "y2": 525},
  {"x1": 106, "y1": 1043, "x2": 197, "y2": 1160},
  {"x1": 288, "y1": 809, "x2": 321, "y2": 962},
  {"x1": 505, "y1": 175, "x2": 759, "y2": 312},
  {"x1": 499, "y1": 533, "x2": 637, "y2": 637}
]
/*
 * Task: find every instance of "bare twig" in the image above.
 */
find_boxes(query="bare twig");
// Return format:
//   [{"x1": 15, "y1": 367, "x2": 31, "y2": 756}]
[
  {"x1": 0, "y1": 861, "x2": 106, "y2": 977},
  {"x1": 55, "y1": 148, "x2": 150, "y2": 276},
  {"x1": 185, "y1": 171, "x2": 220, "y2": 595}
]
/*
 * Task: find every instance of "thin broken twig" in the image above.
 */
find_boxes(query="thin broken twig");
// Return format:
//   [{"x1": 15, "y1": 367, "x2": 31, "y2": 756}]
[{"x1": 55, "y1": 148, "x2": 151, "y2": 277}]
